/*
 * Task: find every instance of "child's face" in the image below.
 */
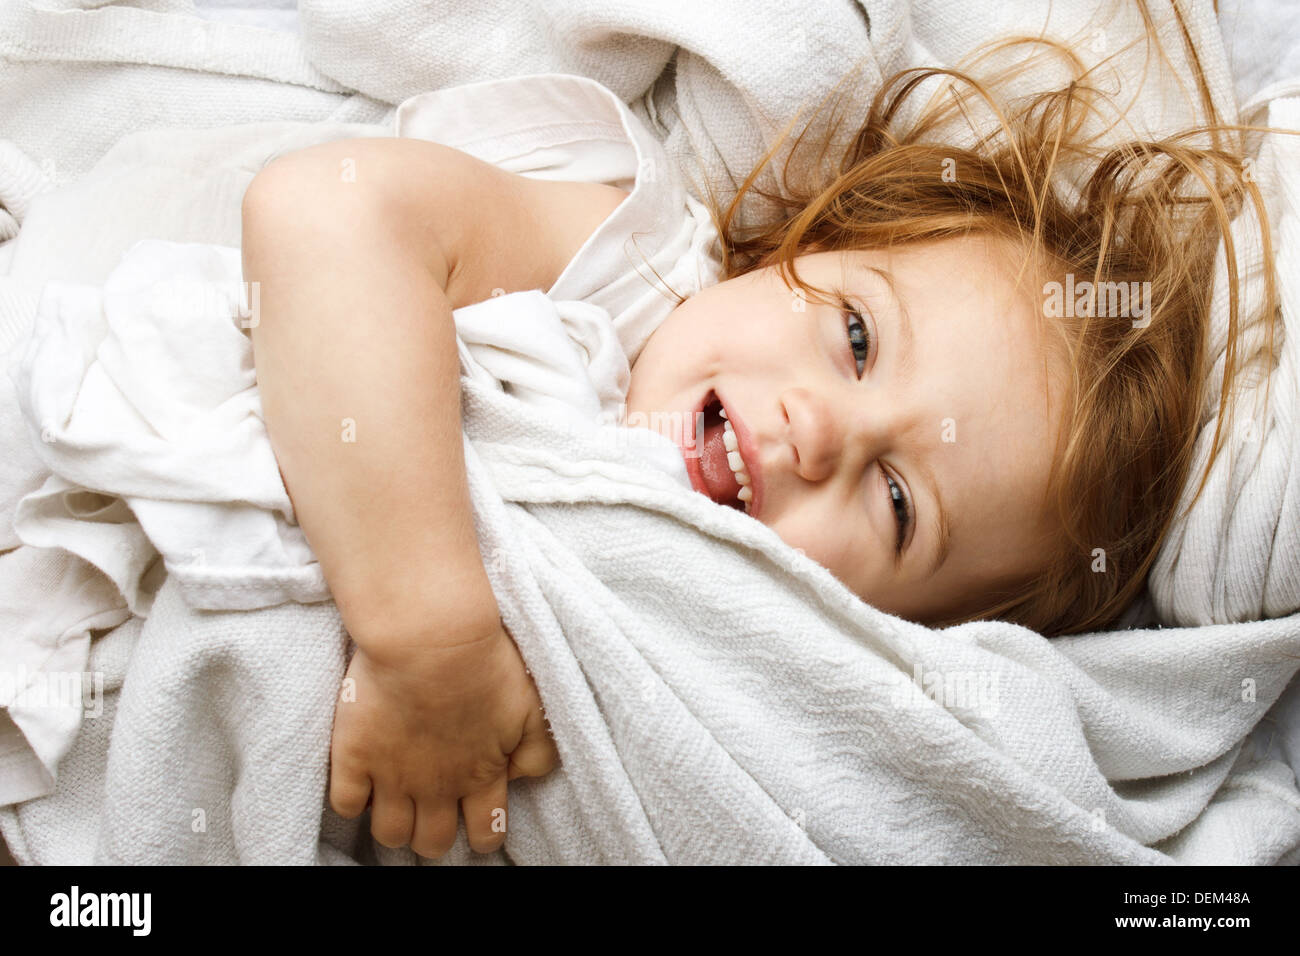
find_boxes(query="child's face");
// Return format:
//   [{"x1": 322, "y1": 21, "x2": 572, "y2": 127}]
[{"x1": 626, "y1": 235, "x2": 1066, "y2": 626}]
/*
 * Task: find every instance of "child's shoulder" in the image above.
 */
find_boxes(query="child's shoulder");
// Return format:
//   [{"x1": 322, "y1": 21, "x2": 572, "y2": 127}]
[{"x1": 395, "y1": 73, "x2": 722, "y2": 359}]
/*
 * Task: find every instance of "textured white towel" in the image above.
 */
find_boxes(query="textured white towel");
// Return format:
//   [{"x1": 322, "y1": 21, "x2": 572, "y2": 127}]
[
  {"x1": 2, "y1": 0, "x2": 1299, "y2": 865},
  {"x1": 5, "y1": 161, "x2": 1300, "y2": 866},
  {"x1": 1147, "y1": 92, "x2": 1300, "y2": 626},
  {"x1": 9, "y1": 242, "x2": 693, "y2": 612}
]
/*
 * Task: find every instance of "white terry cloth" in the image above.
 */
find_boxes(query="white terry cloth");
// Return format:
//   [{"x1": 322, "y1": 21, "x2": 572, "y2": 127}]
[
  {"x1": 0, "y1": 0, "x2": 385, "y2": 195},
  {"x1": 3, "y1": 0, "x2": 1300, "y2": 865},
  {"x1": 193, "y1": 0, "x2": 300, "y2": 35},
  {"x1": 0, "y1": 1, "x2": 1231, "y2": 235},
  {"x1": 0, "y1": 72, "x2": 718, "y2": 806},
  {"x1": 8, "y1": 74, "x2": 718, "y2": 619},
  {"x1": 297, "y1": 0, "x2": 892, "y2": 228},
  {"x1": 0, "y1": 108, "x2": 393, "y2": 812},
  {"x1": 9, "y1": 233, "x2": 1300, "y2": 863},
  {"x1": 1217, "y1": 0, "x2": 1300, "y2": 107},
  {"x1": 1147, "y1": 90, "x2": 1300, "y2": 627},
  {"x1": 297, "y1": 0, "x2": 1236, "y2": 226},
  {"x1": 7, "y1": 219, "x2": 1300, "y2": 863},
  {"x1": 5, "y1": 132, "x2": 1300, "y2": 871}
]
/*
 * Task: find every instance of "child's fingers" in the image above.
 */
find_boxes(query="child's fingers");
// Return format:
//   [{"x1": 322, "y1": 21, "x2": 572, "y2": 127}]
[
  {"x1": 410, "y1": 799, "x2": 460, "y2": 860},
  {"x1": 369, "y1": 789, "x2": 415, "y2": 849},
  {"x1": 507, "y1": 730, "x2": 558, "y2": 780},
  {"x1": 328, "y1": 764, "x2": 372, "y2": 819},
  {"x1": 460, "y1": 777, "x2": 509, "y2": 854}
]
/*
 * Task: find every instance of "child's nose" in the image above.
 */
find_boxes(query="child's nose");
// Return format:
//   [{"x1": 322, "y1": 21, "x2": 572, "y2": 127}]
[{"x1": 780, "y1": 386, "x2": 843, "y2": 482}]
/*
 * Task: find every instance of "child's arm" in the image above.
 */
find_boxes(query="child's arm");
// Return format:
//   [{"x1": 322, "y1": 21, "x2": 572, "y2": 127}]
[{"x1": 240, "y1": 137, "x2": 627, "y2": 858}]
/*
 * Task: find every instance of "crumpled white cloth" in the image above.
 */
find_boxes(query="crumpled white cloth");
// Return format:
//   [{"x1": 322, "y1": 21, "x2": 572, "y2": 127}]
[
  {"x1": 4, "y1": 236, "x2": 1300, "y2": 866},
  {"x1": 1147, "y1": 93, "x2": 1300, "y2": 626},
  {"x1": 3, "y1": 0, "x2": 1300, "y2": 866},
  {"x1": 8, "y1": 238, "x2": 688, "y2": 613}
]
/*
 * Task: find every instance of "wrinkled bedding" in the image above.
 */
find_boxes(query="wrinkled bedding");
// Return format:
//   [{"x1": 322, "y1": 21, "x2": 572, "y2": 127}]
[{"x1": 1, "y1": 0, "x2": 1298, "y2": 864}]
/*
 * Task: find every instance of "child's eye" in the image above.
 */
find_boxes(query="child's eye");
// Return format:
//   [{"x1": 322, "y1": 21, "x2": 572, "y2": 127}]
[
  {"x1": 841, "y1": 300, "x2": 907, "y2": 553},
  {"x1": 844, "y1": 303, "x2": 871, "y2": 378},
  {"x1": 884, "y1": 469, "x2": 912, "y2": 557}
]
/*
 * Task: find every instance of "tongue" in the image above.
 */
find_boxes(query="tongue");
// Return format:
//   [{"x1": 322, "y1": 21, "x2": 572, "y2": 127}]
[{"x1": 699, "y1": 418, "x2": 742, "y2": 506}]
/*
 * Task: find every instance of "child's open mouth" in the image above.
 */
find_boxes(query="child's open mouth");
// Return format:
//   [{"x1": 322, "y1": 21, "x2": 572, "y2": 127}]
[{"x1": 691, "y1": 393, "x2": 756, "y2": 514}]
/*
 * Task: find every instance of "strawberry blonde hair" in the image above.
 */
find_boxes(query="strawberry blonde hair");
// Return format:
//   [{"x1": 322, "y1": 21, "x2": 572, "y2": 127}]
[{"x1": 690, "y1": 1, "x2": 1281, "y2": 636}]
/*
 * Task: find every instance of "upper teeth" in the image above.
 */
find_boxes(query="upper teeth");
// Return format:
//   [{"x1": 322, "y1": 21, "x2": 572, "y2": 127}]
[{"x1": 721, "y1": 413, "x2": 753, "y2": 508}]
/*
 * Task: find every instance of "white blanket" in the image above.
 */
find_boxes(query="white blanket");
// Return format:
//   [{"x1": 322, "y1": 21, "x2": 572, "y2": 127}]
[
  {"x1": 2, "y1": 0, "x2": 1299, "y2": 865},
  {"x1": 7, "y1": 232, "x2": 1300, "y2": 864},
  {"x1": 1147, "y1": 89, "x2": 1300, "y2": 626}
]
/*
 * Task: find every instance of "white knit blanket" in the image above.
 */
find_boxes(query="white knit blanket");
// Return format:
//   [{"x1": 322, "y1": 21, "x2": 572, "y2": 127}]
[
  {"x1": 7, "y1": 234, "x2": 1300, "y2": 865},
  {"x1": 1147, "y1": 89, "x2": 1300, "y2": 626},
  {"x1": 2, "y1": 0, "x2": 1299, "y2": 865}
]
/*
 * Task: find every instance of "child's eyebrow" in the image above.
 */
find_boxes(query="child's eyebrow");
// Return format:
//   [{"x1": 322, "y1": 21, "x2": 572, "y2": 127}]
[{"x1": 851, "y1": 260, "x2": 951, "y2": 578}]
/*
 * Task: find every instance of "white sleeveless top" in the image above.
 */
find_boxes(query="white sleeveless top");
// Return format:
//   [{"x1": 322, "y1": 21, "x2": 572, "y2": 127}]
[
  {"x1": 398, "y1": 73, "x2": 723, "y2": 491},
  {"x1": 396, "y1": 72, "x2": 724, "y2": 366}
]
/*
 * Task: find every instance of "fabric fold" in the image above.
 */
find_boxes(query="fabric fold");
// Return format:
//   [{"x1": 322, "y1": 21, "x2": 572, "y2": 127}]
[{"x1": 1, "y1": 0, "x2": 1298, "y2": 866}]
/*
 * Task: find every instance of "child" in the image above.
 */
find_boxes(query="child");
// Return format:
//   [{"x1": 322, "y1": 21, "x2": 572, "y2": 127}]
[{"x1": 239, "y1": 31, "x2": 1278, "y2": 859}]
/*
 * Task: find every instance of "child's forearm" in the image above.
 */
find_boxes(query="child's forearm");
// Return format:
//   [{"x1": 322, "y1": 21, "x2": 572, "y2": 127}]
[{"x1": 240, "y1": 160, "x2": 498, "y2": 661}]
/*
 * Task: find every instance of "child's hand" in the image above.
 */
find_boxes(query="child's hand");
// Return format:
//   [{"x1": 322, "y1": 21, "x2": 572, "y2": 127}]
[{"x1": 327, "y1": 623, "x2": 557, "y2": 859}]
